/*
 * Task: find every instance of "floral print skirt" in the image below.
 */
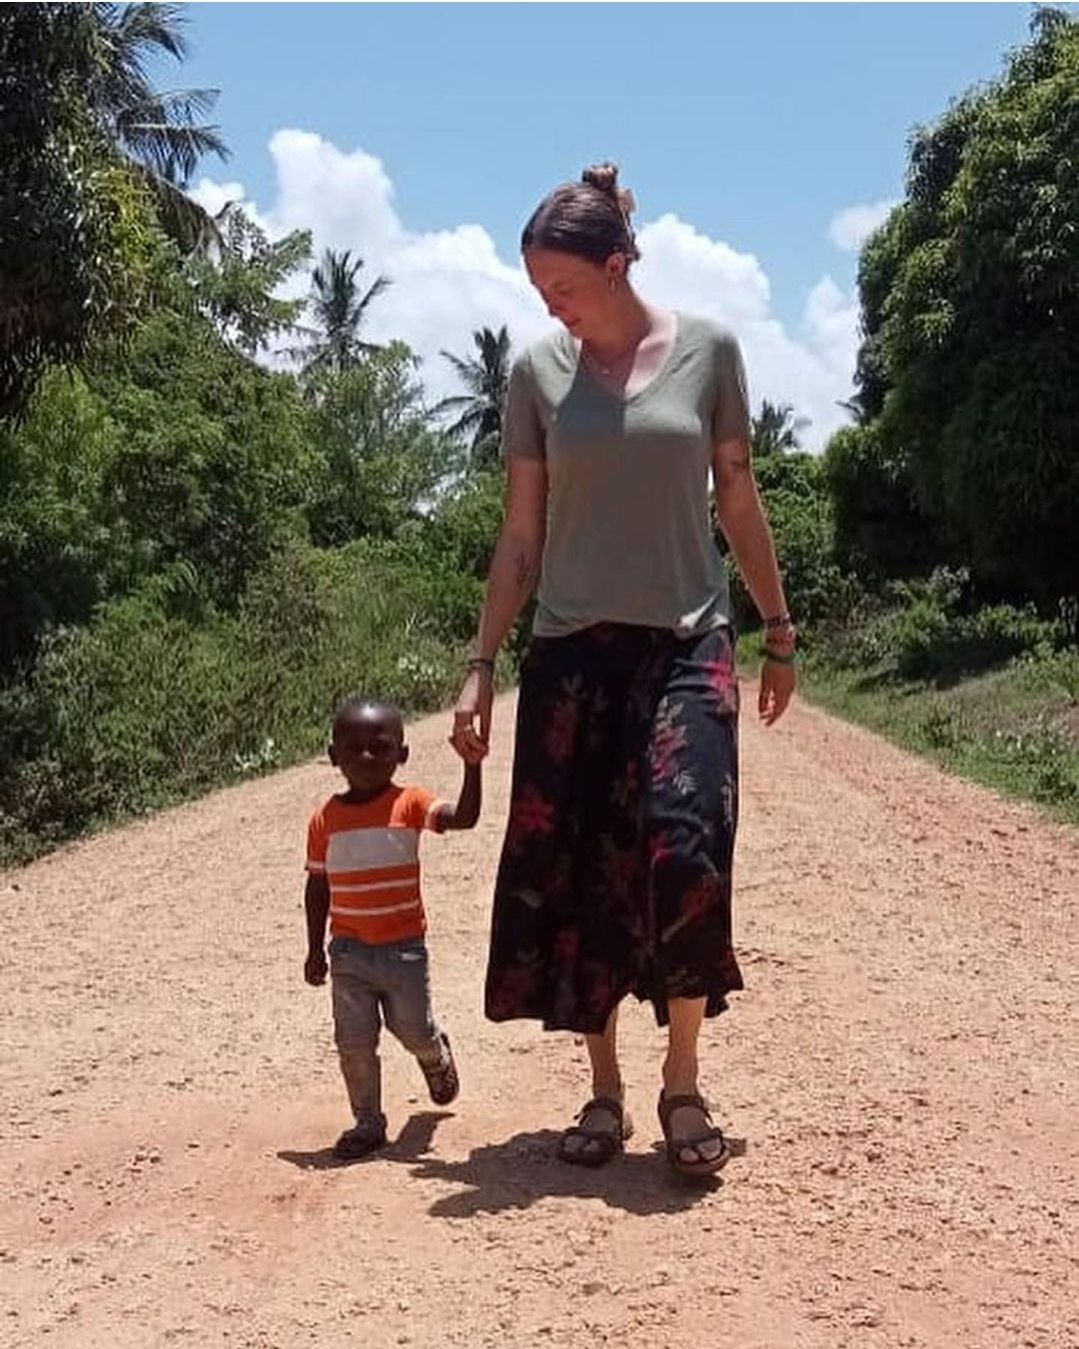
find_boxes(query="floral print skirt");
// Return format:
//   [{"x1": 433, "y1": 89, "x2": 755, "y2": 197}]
[{"x1": 485, "y1": 622, "x2": 743, "y2": 1034}]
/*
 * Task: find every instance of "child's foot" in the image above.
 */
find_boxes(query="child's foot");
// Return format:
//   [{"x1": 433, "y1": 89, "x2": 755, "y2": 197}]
[
  {"x1": 420, "y1": 1033, "x2": 459, "y2": 1106},
  {"x1": 333, "y1": 1119, "x2": 387, "y2": 1160}
]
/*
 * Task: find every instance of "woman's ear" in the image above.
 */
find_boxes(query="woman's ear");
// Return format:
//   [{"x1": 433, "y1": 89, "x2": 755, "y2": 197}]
[{"x1": 605, "y1": 253, "x2": 627, "y2": 289}]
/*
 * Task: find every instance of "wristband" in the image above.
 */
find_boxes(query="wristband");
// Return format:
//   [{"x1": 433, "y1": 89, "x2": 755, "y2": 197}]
[
  {"x1": 764, "y1": 614, "x2": 794, "y2": 630},
  {"x1": 467, "y1": 657, "x2": 495, "y2": 673}
]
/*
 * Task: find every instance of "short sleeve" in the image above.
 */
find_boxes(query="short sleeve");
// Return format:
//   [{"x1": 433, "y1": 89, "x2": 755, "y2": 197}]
[
  {"x1": 712, "y1": 332, "x2": 751, "y2": 445},
  {"x1": 402, "y1": 787, "x2": 446, "y2": 835},
  {"x1": 501, "y1": 351, "x2": 545, "y2": 462},
  {"x1": 306, "y1": 807, "x2": 328, "y2": 873}
]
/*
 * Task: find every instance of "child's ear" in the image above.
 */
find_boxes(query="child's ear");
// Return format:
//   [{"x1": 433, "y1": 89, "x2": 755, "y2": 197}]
[{"x1": 398, "y1": 743, "x2": 410, "y2": 766}]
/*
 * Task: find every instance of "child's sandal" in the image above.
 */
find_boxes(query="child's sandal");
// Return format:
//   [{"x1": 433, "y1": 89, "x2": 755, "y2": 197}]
[
  {"x1": 420, "y1": 1033, "x2": 460, "y2": 1106},
  {"x1": 657, "y1": 1092, "x2": 730, "y2": 1179},
  {"x1": 333, "y1": 1121, "x2": 387, "y2": 1160}
]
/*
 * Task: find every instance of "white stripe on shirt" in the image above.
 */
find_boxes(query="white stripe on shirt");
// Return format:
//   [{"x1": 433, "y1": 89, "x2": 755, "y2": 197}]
[
  {"x1": 325, "y1": 826, "x2": 419, "y2": 872},
  {"x1": 331, "y1": 899, "x2": 422, "y2": 918}
]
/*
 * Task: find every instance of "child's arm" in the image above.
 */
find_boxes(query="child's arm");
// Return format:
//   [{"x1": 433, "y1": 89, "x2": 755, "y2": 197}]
[
  {"x1": 303, "y1": 873, "x2": 330, "y2": 985},
  {"x1": 436, "y1": 763, "x2": 482, "y2": 831}
]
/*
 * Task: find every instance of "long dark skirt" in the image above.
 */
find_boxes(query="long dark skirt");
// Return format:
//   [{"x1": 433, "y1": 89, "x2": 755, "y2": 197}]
[{"x1": 485, "y1": 622, "x2": 744, "y2": 1034}]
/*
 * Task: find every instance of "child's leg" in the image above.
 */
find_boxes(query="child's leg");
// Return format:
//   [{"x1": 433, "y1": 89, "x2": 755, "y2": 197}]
[
  {"x1": 380, "y1": 939, "x2": 459, "y2": 1106},
  {"x1": 330, "y1": 940, "x2": 385, "y2": 1135}
]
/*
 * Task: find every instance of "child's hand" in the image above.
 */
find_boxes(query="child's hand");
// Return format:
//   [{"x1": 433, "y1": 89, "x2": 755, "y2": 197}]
[{"x1": 304, "y1": 949, "x2": 328, "y2": 986}]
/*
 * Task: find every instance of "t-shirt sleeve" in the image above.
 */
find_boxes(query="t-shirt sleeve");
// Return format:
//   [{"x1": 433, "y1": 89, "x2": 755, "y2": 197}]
[
  {"x1": 404, "y1": 787, "x2": 446, "y2": 835},
  {"x1": 501, "y1": 351, "x2": 545, "y2": 461},
  {"x1": 712, "y1": 331, "x2": 751, "y2": 445},
  {"x1": 305, "y1": 807, "x2": 328, "y2": 874}
]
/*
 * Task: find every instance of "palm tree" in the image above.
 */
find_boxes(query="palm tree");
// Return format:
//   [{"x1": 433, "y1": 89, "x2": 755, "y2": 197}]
[
  {"x1": 81, "y1": 4, "x2": 230, "y2": 249},
  {"x1": 433, "y1": 325, "x2": 511, "y2": 468},
  {"x1": 298, "y1": 249, "x2": 391, "y2": 375},
  {"x1": 0, "y1": 3, "x2": 227, "y2": 415},
  {"x1": 750, "y1": 399, "x2": 809, "y2": 457}
]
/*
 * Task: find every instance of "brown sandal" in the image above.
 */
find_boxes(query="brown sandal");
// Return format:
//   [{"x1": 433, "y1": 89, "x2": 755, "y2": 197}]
[
  {"x1": 657, "y1": 1092, "x2": 730, "y2": 1178},
  {"x1": 557, "y1": 1096, "x2": 633, "y2": 1168},
  {"x1": 420, "y1": 1033, "x2": 460, "y2": 1106}
]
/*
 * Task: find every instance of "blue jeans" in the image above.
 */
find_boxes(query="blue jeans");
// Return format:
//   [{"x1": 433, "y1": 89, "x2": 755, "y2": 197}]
[{"x1": 329, "y1": 935, "x2": 446, "y2": 1126}]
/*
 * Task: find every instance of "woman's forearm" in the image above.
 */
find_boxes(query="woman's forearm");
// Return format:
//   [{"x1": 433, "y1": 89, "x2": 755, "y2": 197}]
[
  {"x1": 474, "y1": 527, "x2": 544, "y2": 659},
  {"x1": 716, "y1": 480, "x2": 789, "y2": 622}
]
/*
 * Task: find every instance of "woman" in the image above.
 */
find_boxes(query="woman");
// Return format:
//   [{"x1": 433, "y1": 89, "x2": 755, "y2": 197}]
[{"x1": 450, "y1": 163, "x2": 796, "y2": 1179}]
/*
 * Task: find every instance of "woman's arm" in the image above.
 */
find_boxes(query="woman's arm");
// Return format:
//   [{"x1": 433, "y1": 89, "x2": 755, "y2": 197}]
[
  {"x1": 473, "y1": 457, "x2": 548, "y2": 660},
  {"x1": 713, "y1": 435, "x2": 788, "y2": 622},
  {"x1": 713, "y1": 434, "x2": 796, "y2": 725},
  {"x1": 450, "y1": 457, "x2": 548, "y2": 762}
]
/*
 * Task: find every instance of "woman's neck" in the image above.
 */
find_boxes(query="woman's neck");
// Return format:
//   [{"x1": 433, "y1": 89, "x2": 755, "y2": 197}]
[{"x1": 583, "y1": 291, "x2": 656, "y2": 362}]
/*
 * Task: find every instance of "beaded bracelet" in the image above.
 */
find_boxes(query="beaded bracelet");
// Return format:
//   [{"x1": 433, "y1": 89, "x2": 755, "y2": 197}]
[{"x1": 466, "y1": 656, "x2": 495, "y2": 673}]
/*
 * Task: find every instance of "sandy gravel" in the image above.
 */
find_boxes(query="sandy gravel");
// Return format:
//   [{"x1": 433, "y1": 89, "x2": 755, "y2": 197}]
[{"x1": 2, "y1": 685, "x2": 1077, "y2": 1349}]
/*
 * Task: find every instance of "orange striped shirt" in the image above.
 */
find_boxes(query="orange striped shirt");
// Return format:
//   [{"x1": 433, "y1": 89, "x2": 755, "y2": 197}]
[{"x1": 305, "y1": 786, "x2": 445, "y2": 944}]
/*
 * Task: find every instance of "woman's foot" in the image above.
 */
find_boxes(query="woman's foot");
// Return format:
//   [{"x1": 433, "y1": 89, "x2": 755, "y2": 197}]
[
  {"x1": 657, "y1": 1092, "x2": 729, "y2": 1177},
  {"x1": 557, "y1": 1096, "x2": 633, "y2": 1167}
]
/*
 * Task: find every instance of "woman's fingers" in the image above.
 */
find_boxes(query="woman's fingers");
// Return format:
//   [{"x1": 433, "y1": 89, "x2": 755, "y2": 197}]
[
  {"x1": 450, "y1": 706, "x2": 490, "y2": 761},
  {"x1": 758, "y1": 665, "x2": 795, "y2": 725}
]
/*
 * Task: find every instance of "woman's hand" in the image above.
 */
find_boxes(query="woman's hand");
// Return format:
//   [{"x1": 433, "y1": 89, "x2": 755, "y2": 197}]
[
  {"x1": 758, "y1": 655, "x2": 796, "y2": 726},
  {"x1": 450, "y1": 667, "x2": 493, "y2": 763}
]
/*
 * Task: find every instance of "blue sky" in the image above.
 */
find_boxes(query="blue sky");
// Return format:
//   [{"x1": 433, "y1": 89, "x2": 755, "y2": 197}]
[{"x1": 172, "y1": 3, "x2": 1038, "y2": 447}]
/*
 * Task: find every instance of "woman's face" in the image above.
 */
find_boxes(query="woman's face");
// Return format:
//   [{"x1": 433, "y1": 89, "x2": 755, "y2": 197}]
[{"x1": 524, "y1": 247, "x2": 623, "y2": 340}]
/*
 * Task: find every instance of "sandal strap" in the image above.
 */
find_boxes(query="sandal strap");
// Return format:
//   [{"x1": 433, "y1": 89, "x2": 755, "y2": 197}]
[
  {"x1": 576, "y1": 1095, "x2": 625, "y2": 1125},
  {"x1": 657, "y1": 1091, "x2": 712, "y2": 1128}
]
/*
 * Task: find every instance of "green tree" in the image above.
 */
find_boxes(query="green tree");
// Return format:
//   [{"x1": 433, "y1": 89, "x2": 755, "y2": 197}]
[
  {"x1": 83, "y1": 2, "x2": 228, "y2": 248},
  {"x1": 750, "y1": 399, "x2": 808, "y2": 457},
  {"x1": 0, "y1": 3, "x2": 228, "y2": 417},
  {"x1": 433, "y1": 325, "x2": 511, "y2": 468},
  {"x1": 823, "y1": 423, "x2": 934, "y2": 580},
  {"x1": 850, "y1": 8, "x2": 1079, "y2": 610},
  {"x1": 187, "y1": 207, "x2": 312, "y2": 357},
  {"x1": 297, "y1": 248, "x2": 391, "y2": 375},
  {"x1": 305, "y1": 343, "x2": 459, "y2": 545}
]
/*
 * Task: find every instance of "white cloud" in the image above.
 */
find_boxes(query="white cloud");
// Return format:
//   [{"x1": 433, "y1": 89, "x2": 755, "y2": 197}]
[
  {"x1": 828, "y1": 199, "x2": 898, "y2": 253},
  {"x1": 193, "y1": 130, "x2": 862, "y2": 450}
]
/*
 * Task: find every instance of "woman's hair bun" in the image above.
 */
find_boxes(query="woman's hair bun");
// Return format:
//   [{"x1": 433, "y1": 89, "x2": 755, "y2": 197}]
[{"x1": 581, "y1": 162, "x2": 620, "y2": 196}]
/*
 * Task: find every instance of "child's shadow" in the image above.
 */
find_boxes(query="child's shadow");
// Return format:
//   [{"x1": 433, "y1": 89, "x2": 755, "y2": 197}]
[
  {"x1": 277, "y1": 1110, "x2": 452, "y2": 1171},
  {"x1": 410, "y1": 1129, "x2": 747, "y2": 1218}
]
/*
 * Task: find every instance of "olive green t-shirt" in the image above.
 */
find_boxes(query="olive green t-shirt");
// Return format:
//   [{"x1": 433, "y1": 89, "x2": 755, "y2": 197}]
[{"x1": 502, "y1": 312, "x2": 750, "y2": 638}]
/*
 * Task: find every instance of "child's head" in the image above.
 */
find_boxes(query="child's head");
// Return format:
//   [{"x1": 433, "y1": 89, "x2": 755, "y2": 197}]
[{"x1": 329, "y1": 697, "x2": 408, "y2": 797}]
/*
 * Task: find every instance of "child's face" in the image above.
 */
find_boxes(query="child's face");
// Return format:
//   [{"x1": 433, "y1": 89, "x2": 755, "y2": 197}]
[{"x1": 330, "y1": 706, "x2": 407, "y2": 796}]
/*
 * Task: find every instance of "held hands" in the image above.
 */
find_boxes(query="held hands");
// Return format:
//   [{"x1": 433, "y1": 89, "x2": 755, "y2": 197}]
[
  {"x1": 450, "y1": 665, "x2": 493, "y2": 764},
  {"x1": 304, "y1": 949, "x2": 327, "y2": 986}
]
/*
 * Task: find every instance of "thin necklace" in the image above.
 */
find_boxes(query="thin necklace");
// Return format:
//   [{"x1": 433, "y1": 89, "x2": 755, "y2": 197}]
[
  {"x1": 582, "y1": 337, "x2": 638, "y2": 377},
  {"x1": 581, "y1": 314, "x2": 654, "y2": 376}
]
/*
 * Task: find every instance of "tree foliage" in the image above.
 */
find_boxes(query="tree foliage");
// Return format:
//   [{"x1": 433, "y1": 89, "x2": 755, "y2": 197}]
[
  {"x1": 0, "y1": 3, "x2": 228, "y2": 418},
  {"x1": 750, "y1": 399, "x2": 808, "y2": 457},
  {"x1": 296, "y1": 248, "x2": 391, "y2": 375},
  {"x1": 849, "y1": 8, "x2": 1079, "y2": 607},
  {"x1": 433, "y1": 325, "x2": 511, "y2": 468}
]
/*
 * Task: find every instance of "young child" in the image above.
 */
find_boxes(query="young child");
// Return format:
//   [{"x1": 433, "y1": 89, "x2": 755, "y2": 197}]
[{"x1": 303, "y1": 695, "x2": 481, "y2": 1159}]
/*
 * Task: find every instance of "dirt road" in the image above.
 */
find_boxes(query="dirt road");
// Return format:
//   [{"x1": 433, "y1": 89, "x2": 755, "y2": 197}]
[{"x1": 2, "y1": 688, "x2": 1077, "y2": 1349}]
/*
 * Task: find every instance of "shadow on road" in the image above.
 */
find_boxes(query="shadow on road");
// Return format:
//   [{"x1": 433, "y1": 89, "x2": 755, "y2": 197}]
[{"x1": 410, "y1": 1129, "x2": 747, "y2": 1218}]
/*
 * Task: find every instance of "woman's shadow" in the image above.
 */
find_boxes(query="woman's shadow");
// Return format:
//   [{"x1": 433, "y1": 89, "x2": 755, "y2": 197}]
[{"x1": 280, "y1": 1113, "x2": 745, "y2": 1217}]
